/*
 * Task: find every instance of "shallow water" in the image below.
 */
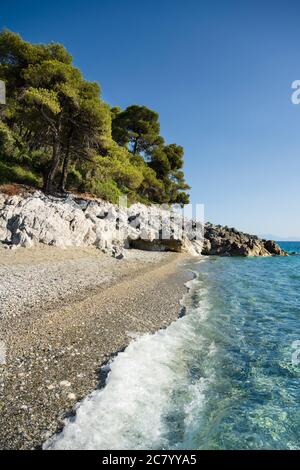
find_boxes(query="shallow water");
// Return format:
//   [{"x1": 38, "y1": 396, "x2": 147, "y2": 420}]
[{"x1": 45, "y1": 248, "x2": 300, "y2": 450}]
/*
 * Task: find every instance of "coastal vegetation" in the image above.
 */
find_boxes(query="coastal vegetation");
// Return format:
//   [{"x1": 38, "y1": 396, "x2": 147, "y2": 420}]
[{"x1": 0, "y1": 30, "x2": 190, "y2": 205}]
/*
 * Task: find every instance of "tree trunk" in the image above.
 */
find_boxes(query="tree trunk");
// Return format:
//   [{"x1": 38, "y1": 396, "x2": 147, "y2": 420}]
[
  {"x1": 59, "y1": 130, "x2": 73, "y2": 193},
  {"x1": 43, "y1": 116, "x2": 62, "y2": 194},
  {"x1": 43, "y1": 137, "x2": 61, "y2": 193},
  {"x1": 133, "y1": 137, "x2": 139, "y2": 155}
]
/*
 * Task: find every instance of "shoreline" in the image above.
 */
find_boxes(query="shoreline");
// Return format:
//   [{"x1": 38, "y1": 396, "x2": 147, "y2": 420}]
[{"x1": 0, "y1": 246, "x2": 195, "y2": 450}]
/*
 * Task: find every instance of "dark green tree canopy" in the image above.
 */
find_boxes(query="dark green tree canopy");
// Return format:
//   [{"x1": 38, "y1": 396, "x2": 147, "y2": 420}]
[
  {"x1": 0, "y1": 30, "x2": 190, "y2": 205},
  {"x1": 112, "y1": 105, "x2": 164, "y2": 155},
  {"x1": 0, "y1": 30, "x2": 72, "y2": 96}
]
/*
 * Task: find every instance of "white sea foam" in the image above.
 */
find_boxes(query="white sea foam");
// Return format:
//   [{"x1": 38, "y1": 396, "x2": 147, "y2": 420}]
[{"x1": 44, "y1": 272, "x2": 214, "y2": 450}]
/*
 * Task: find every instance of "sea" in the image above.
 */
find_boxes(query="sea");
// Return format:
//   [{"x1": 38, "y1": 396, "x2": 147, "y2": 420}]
[{"x1": 45, "y1": 241, "x2": 300, "y2": 450}]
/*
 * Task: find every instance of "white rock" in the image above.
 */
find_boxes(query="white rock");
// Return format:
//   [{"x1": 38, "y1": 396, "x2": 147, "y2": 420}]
[
  {"x1": 0, "y1": 191, "x2": 203, "y2": 256},
  {"x1": 67, "y1": 393, "x2": 76, "y2": 400},
  {"x1": 59, "y1": 380, "x2": 71, "y2": 388}
]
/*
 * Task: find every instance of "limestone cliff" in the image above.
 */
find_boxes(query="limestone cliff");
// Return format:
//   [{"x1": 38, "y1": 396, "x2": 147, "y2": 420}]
[
  {"x1": 0, "y1": 190, "x2": 286, "y2": 257},
  {"x1": 0, "y1": 190, "x2": 202, "y2": 257}
]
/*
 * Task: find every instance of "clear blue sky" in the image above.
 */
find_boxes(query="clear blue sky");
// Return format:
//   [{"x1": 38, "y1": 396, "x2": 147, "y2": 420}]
[{"x1": 2, "y1": 0, "x2": 300, "y2": 237}]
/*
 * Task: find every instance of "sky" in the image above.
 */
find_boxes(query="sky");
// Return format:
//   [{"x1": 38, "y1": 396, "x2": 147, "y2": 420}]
[{"x1": 1, "y1": 0, "x2": 300, "y2": 238}]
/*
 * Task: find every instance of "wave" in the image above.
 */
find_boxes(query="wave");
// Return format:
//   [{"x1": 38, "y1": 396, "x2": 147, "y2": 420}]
[{"x1": 44, "y1": 270, "x2": 214, "y2": 450}]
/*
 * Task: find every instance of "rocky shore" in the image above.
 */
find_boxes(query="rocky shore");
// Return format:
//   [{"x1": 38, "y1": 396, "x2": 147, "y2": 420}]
[
  {"x1": 0, "y1": 189, "x2": 202, "y2": 256},
  {"x1": 203, "y1": 222, "x2": 286, "y2": 257},
  {"x1": 0, "y1": 189, "x2": 286, "y2": 258}
]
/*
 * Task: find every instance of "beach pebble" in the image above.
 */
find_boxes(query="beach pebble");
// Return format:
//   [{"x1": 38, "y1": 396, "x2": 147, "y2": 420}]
[
  {"x1": 59, "y1": 381, "x2": 71, "y2": 388},
  {"x1": 67, "y1": 393, "x2": 76, "y2": 400}
]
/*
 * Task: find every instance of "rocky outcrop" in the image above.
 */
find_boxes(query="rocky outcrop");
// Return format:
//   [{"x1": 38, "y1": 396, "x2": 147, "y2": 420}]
[
  {"x1": 263, "y1": 239, "x2": 286, "y2": 256},
  {"x1": 0, "y1": 191, "x2": 287, "y2": 258},
  {"x1": 0, "y1": 191, "x2": 203, "y2": 257},
  {"x1": 203, "y1": 222, "x2": 287, "y2": 257}
]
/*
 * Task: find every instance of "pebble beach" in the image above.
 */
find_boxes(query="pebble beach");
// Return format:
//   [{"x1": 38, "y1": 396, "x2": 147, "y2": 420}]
[{"x1": 0, "y1": 246, "x2": 192, "y2": 449}]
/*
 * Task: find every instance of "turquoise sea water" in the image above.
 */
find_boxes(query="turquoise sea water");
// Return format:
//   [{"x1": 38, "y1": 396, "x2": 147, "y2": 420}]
[
  {"x1": 179, "y1": 249, "x2": 300, "y2": 449},
  {"x1": 47, "y1": 244, "x2": 300, "y2": 450}
]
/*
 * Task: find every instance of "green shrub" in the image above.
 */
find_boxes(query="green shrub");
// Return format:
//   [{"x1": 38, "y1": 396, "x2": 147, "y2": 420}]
[
  {"x1": 0, "y1": 160, "x2": 41, "y2": 186},
  {"x1": 85, "y1": 178, "x2": 121, "y2": 204},
  {"x1": 66, "y1": 166, "x2": 83, "y2": 188},
  {"x1": 0, "y1": 122, "x2": 16, "y2": 157}
]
